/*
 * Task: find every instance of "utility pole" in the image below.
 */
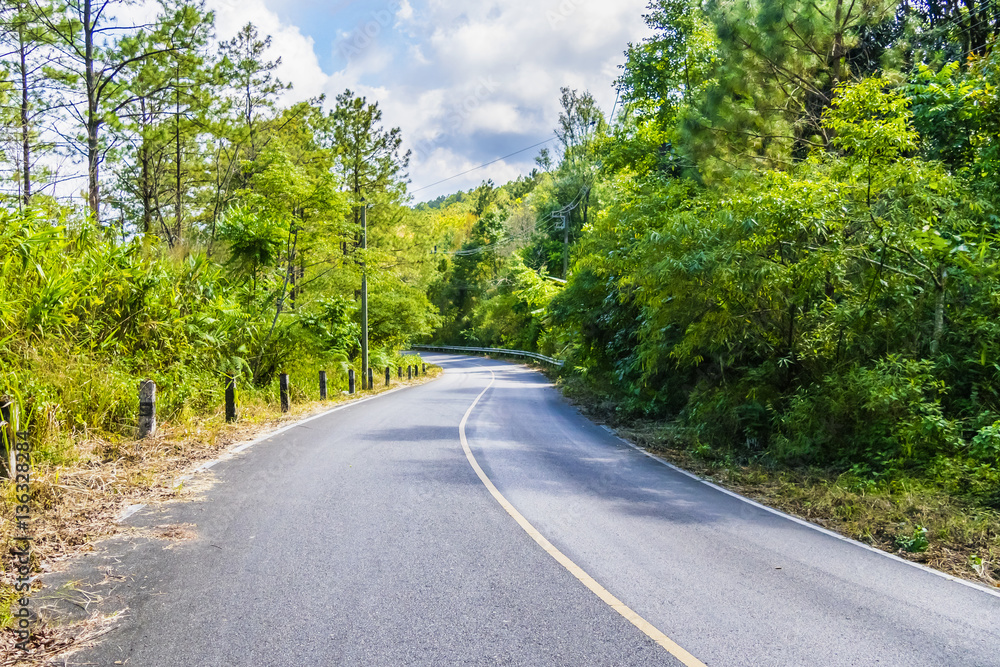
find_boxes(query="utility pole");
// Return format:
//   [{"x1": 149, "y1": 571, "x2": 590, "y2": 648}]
[
  {"x1": 360, "y1": 202, "x2": 369, "y2": 389},
  {"x1": 562, "y1": 212, "x2": 569, "y2": 279}
]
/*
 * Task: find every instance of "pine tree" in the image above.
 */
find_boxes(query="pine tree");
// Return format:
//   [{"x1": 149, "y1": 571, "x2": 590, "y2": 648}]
[
  {"x1": 0, "y1": 0, "x2": 57, "y2": 206},
  {"x1": 39, "y1": 0, "x2": 200, "y2": 222}
]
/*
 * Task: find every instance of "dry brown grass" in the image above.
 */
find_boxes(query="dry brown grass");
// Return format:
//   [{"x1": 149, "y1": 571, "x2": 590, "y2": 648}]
[
  {"x1": 620, "y1": 420, "x2": 1000, "y2": 588},
  {"x1": 1, "y1": 614, "x2": 120, "y2": 666},
  {"x1": 556, "y1": 376, "x2": 1000, "y2": 591}
]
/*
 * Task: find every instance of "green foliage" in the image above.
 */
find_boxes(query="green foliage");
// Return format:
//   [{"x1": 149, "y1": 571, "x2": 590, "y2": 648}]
[
  {"x1": 824, "y1": 77, "x2": 919, "y2": 168},
  {"x1": 367, "y1": 288, "x2": 441, "y2": 351},
  {"x1": 970, "y1": 422, "x2": 1000, "y2": 464},
  {"x1": 896, "y1": 525, "x2": 930, "y2": 553},
  {"x1": 417, "y1": 29, "x2": 1000, "y2": 525},
  {"x1": 0, "y1": 195, "x2": 434, "y2": 448},
  {"x1": 469, "y1": 257, "x2": 559, "y2": 351},
  {"x1": 217, "y1": 205, "x2": 287, "y2": 281},
  {"x1": 907, "y1": 63, "x2": 988, "y2": 171},
  {"x1": 299, "y1": 296, "x2": 360, "y2": 356},
  {"x1": 425, "y1": 36, "x2": 1000, "y2": 539}
]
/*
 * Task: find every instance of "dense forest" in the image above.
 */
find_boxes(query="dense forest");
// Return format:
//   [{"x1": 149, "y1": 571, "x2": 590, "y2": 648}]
[{"x1": 425, "y1": 0, "x2": 1000, "y2": 516}]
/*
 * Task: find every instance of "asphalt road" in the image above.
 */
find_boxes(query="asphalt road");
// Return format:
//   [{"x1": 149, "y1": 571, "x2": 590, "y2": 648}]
[{"x1": 63, "y1": 354, "x2": 1000, "y2": 666}]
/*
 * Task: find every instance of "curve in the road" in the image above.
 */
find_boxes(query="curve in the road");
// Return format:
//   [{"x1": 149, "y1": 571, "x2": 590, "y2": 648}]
[
  {"x1": 51, "y1": 353, "x2": 1000, "y2": 666},
  {"x1": 459, "y1": 364, "x2": 706, "y2": 667}
]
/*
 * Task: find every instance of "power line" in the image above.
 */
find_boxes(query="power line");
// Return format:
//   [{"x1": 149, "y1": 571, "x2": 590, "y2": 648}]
[
  {"x1": 440, "y1": 186, "x2": 589, "y2": 257},
  {"x1": 609, "y1": 85, "x2": 622, "y2": 126},
  {"x1": 410, "y1": 137, "x2": 557, "y2": 195}
]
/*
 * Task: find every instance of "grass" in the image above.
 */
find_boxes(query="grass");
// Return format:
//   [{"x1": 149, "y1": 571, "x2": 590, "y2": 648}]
[{"x1": 556, "y1": 374, "x2": 1000, "y2": 589}]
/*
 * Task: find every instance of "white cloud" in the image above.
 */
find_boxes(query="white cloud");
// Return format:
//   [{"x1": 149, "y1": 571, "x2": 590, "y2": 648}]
[
  {"x1": 207, "y1": 0, "x2": 328, "y2": 103},
  {"x1": 376, "y1": 0, "x2": 651, "y2": 199},
  {"x1": 409, "y1": 44, "x2": 431, "y2": 65},
  {"x1": 396, "y1": 0, "x2": 415, "y2": 22},
  {"x1": 411, "y1": 146, "x2": 526, "y2": 197}
]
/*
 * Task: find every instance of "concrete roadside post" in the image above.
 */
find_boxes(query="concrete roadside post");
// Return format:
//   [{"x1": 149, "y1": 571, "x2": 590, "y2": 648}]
[
  {"x1": 385, "y1": 366, "x2": 391, "y2": 387},
  {"x1": 138, "y1": 380, "x2": 156, "y2": 438},
  {"x1": 319, "y1": 371, "x2": 328, "y2": 400},
  {"x1": 280, "y1": 374, "x2": 290, "y2": 413},
  {"x1": 225, "y1": 375, "x2": 237, "y2": 423},
  {"x1": 367, "y1": 368, "x2": 374, "y2": 391},
  {"x1": 408, "y1": 365, "x2": 412, "y2": 380},
  {"x1": 349, "y1": 369, "x2": 356, "y2": 394}
]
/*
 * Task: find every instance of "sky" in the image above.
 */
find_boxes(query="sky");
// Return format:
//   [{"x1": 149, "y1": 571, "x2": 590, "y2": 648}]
[{"x1": 202, "y1": 0, "x2": 654, "y2": 202}]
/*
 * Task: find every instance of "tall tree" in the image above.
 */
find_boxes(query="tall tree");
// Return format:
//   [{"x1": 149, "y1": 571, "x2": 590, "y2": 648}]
[
  {"x1": 530, "y1": 88, "x2": 605, "y2": 277},
  {"x1": 330, "y1": 89, "x2": 410, "y2": 383},
  {"x1": 0, "y1": 0, "x2": 56, "y2": 205},
  {"x1": 39, "y1": 0, "x2": 190, "y2": 222},
  {"x1": 218, "y1": 22, "x2": 288, "y2": 162},
  {"x1": 331, "y1": 90, "x2": 409, "y2": 206},
  {"x1": 689, "y1": 0, "x2": 899, "y2": 171},
  {"x1": 112, "y1": 0, "x2": 214, "y2": 243}
]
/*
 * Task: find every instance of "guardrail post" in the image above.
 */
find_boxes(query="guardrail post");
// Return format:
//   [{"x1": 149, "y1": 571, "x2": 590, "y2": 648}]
[
  {"x1": 410, "y1": 345, "x2": 564, "y2": 368},
  {"x1": 225, "y1": 375, "x2": 237, "y2": 423},
  {"x1": 138, "y1": 379, "x2": 157, "y2": 438},
  {"x1": 349, "y1": 369, "x2": 356, "y2": 394},
  {"x1": 279, "y1": 374, "x2": 290, "y2": 412}
]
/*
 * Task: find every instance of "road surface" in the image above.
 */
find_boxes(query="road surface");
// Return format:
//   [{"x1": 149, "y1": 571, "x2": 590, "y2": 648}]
[{"x1": 60, "y1": 354, "x2": 1000, "y2": 666}]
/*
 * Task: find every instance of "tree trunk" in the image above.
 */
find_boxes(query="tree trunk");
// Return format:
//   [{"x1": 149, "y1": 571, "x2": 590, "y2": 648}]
[
  {"x1": 174, "y1": 64, "x2": 183, "y2": 246},
  {"x1": 140, "y1": 136, "x2": 152, "y2": 234},
  {"x1": 289, "y1": 241, "x2": 297, "y2": 310},
  {"x1": 18, "y1": 24, "x2": 31, "y2": 206},
  {"x1": 85, "y1": 0, "x2": 101, "y2": 222},
  {"x1": 930, "y1": 266, "x2": 948, "y2": 355},
  {"x1": 562, "y1": 213, "x2": 569, "y2": 278}
]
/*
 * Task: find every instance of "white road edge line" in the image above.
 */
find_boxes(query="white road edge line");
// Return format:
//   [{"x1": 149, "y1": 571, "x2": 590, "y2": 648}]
[
  {"x1": 446, "y1": 353, "x2": 1000, "y2": 601},
  {"x1": 115, "y1": 380, "x2": 430, "y2": 523},
  {"x1": 459, "y1": 367, "x2": 707, "y2": 667},
  {"x1": 604, "y1": 426, "x2": 1000, "y2": 601}
]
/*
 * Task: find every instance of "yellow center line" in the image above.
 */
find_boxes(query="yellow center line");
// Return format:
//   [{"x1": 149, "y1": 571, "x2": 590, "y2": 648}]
[{"x1": 458, "y1": 368, "x2": 706, "y2": 667}]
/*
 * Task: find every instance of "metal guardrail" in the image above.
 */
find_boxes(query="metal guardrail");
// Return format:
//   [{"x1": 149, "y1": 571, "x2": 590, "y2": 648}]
[{"x1": 411, "y1": 345, "x2": 565, "y2": 368}]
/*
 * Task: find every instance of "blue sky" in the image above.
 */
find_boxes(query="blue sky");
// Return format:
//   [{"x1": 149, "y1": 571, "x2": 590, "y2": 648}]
[{"x1": 211, "y1": 0, "x2": 654, "y2": 200}]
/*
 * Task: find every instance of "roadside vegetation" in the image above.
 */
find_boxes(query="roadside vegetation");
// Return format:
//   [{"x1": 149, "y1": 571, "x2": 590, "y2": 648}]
[{"x1": 423, "y1": 0, "x2": 1000, "y2": 585}]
